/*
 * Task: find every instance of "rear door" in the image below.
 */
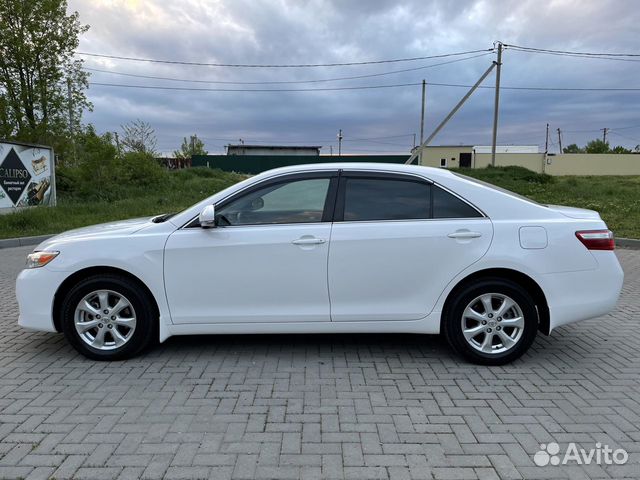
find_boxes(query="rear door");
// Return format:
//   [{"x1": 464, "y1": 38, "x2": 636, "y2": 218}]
[{"x1": 328, "y1": 171, "x2": 493, "y2": 321}]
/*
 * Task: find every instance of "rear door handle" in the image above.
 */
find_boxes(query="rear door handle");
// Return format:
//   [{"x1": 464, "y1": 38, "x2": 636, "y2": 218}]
[
  {"x1": 447, "y1": 231, "x2": 482, "y2": 239},
  {"x1": 292, "y1": 237, "x2": 326, "y2": 245}
]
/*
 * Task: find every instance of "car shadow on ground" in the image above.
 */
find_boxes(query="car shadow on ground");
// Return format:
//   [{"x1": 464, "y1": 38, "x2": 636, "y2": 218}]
[
  {"x1": 145, "y1": 329, "x2": 586, "y2": 368},
  {"x1": 8, "y1": 324, "x2": 597, "y2": 370}
]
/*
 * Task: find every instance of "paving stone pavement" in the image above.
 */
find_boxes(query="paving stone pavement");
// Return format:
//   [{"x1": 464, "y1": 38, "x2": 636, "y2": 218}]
[{"x1": 0, "y1": 245, "x2": 639, "y2": 480}]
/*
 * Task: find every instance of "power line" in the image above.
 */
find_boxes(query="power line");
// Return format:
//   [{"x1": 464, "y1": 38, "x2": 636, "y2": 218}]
[
  {"x1": 609, "y1": 131, "x2": 640, "y2": 143},
  {"x1": 89, "y1": 81, "x2": 423, "y2": 92},
  {"x1": 562, "y1": 127, "x2": 607, "y2": 133},
  {"x1": 504, "y1": 44, "x2": 640, "y2": 58},
  {"x1": 562, "y1": 123, "x2": 640, "y2": 133},
  {"x1": 195, "y1": 133, "x2": 416, "y2": 144},
  {"x1": 343, "y1": 138, "x2": 411, "y2": 147},
  {"x1": 76, "y1": 48, "x2": 493, "y2": 68},
  {"x1": 88, "y1": 80, "x2": 640, "y2": 93},
  {"x1": 612, "y1": 123, "x2": 640, "y2": 130},
  {"x1": 505, "y1": 45, "x2": 640, "y2": 63},
  {"x1": 84, "y1": 52, "x2": 492, "y2": 85},
  {"x1": 346, "y1": 134, "x2": 415, "y2": 140},
  {"x1": 334, "y1": 146, "x2": 409, "y2": 153}
]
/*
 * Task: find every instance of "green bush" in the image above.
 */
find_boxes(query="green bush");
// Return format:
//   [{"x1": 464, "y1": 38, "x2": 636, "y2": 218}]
[
  {"x1": 115, "y1": 151, "x2": 164, "y2": 187},
  {"x1": 54, "y1": 165, "x2": 81, "y2": 196},
  {"x1": 56, "y1": 127, "x2": 165, "y2": 201}
]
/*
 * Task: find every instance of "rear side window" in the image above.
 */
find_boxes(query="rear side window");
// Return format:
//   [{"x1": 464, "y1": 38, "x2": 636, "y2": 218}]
[
  {"x1": 343, "y1": 178, "x2": 431, "y2": 221},
  {"x1": 433, "y1": 186, "x2": 482, "y2": 218}
]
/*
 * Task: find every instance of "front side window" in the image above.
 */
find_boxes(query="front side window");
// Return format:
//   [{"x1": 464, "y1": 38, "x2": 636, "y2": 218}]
[
  {"x1": 217, "y1": 177, "x2": 330, "y2": 225},
  {"x1": 343, "y1": 178, "x2": 431, "y2": 221}
]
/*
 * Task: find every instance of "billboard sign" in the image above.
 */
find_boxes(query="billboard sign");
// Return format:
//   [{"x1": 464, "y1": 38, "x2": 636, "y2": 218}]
[{"x1": 0, "y1": 141, "x2": 55, "y2": 211}]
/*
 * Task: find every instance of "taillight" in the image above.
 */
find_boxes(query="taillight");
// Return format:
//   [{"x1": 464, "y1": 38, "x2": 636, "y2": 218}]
[{"x1": 575, "y1": 230, "x2": 615, "y2": 250}]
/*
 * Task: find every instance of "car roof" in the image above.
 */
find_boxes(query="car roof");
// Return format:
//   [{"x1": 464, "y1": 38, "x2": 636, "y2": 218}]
[{"x1": 254, "y1": 162, "x2": 455, "y2": 180}]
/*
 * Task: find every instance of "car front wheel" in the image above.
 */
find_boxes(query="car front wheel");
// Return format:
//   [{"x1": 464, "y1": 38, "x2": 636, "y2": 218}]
[
  {"x1": 443, "y1": 278, "x2": 538, "y2": 365},
  {"x1": 60, "y1": 274, "x2": 156, "y2": 360}
]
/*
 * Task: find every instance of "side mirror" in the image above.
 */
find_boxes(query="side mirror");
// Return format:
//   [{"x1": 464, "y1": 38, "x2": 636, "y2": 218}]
[
  {"x1": 199, "y1": 205, "x2": 216, "y2": 228},
  {"x1": 249, "y1": 197, "x2": 264, "y2": 211}
]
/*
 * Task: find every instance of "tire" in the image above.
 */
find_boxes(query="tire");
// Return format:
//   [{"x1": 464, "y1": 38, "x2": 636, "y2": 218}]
[
  {"x1": 60, "y1": 274, "x2": 157, "y2": 361},
  {"x1": 443, "y1": 277, "x2": 538, "y2": 365}
]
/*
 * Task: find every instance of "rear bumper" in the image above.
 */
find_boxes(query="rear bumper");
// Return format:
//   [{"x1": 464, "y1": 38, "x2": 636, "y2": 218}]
[
  {"x1": 542, "y1": 251, "x2": 624, "y2": 332},
  {"x1": 16, "y1": 267, "x2": 68, "y2": 333}
]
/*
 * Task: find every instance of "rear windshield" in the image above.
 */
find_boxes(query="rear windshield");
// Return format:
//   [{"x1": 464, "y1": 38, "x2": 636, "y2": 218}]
[{"x1": 452, "y1": 172, "x2": 544, "y2": 207}]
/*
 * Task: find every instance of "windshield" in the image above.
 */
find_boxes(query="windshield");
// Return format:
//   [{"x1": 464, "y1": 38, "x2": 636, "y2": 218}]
[{"x1": 452, "y1": 172, "x2": 544, "y2": 207}]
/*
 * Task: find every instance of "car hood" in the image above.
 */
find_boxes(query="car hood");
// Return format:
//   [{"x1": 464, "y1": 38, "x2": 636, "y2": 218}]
[
  {"x1": 546, "y1": 205, "x2": 602, "y2": 220},
  {"x1": 37, "y1": 217, "x2": 154, "y2": 249}
]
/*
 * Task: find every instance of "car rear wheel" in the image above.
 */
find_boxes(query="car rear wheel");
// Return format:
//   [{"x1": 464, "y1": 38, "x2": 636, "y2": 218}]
[
  {"x1": 61, "y1": 274, "x2": 156, "y2": 360},
  {"x1": 443, "y1": 278, "x2": 538, "y2": 365}
]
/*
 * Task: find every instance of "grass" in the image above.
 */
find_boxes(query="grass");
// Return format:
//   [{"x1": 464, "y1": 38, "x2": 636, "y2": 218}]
[
  {"x1": 0, "y1": 168, "x2": 247, "y2": 239},
  {"x1": 0, "y1": 165, "x2": 638, "y2": 239},
  {"x1": 452, "y1": 166, "x2": 640, "y2": 238}
]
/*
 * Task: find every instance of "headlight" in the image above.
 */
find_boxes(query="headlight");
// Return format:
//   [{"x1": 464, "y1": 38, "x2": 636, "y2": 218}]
[{"x1": 25, "y1": 251, "x2": 59, "y2": 269}]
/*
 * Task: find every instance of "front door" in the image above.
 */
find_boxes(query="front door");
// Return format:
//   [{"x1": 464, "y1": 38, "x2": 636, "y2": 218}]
[
  {"x1": 164, "y1": 172, "x2": 338, "y2": 324},
  {"x1": 328, "y1": 172, "x2": 493, "y2": 321}
]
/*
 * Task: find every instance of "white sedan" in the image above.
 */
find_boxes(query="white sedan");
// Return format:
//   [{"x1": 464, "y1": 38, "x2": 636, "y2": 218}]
[{"x1": 16, "y1": 163, "x2": 623, "y2": 364}]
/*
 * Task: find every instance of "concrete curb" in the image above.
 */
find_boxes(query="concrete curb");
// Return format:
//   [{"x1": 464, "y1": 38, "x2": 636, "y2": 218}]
[
  {"x1": 0, "y1": 234, "x2": 54, "y2": 250},
  {"x1": 1, "y1": 233, "x2": 639, "y2": 250},
  {"x1": 616, "y1": 237, "x2": 640, "y2": 250}
]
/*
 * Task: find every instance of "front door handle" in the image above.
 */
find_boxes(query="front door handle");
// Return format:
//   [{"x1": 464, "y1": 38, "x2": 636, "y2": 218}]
[
  {"x1": 292, "y1": 237, "x2": 326, "y2": 245},
  {"x1": 447, "y1": 231, "x2": 482, "y2": 239}
]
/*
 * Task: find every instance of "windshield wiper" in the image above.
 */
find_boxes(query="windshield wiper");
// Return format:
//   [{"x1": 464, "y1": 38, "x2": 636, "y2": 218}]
[{"x1": 152, "y1": 213, "x2": 176, "y2": 223}]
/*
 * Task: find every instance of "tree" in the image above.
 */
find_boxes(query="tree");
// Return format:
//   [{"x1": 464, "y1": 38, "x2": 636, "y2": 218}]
[
  {"x1": 611, "y1": 145, "x2": 632, "y2": 154},
  {"x1": 0, "y1": 0, "x2": 90, "y2": 148},
  {"x1": 74, "y1": 125, "x2": 118, "y2": 198},
  {"x1": 564, "y1": 139, "x2": 636, "y2": 154},
  {"x1": 584, "y1": 139, "x2": 610, "y2": 154},
  {"x1": 120, "y1": 119, "x2": 157, "y2": 156},
  {"x1": 173, "y1": 135, "x2": 207, "y2": 159},
  {"x1": 563, "y1": 144, "x2": 584, "y2": 154}
]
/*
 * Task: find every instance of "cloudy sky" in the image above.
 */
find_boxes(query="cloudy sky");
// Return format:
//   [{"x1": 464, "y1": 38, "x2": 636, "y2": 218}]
[{"x1": 69, "y1": 0, "x2": 640, "y2": 156}]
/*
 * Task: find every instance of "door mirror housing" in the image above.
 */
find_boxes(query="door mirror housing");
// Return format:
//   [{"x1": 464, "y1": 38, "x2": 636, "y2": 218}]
[
  {"x1": 249, "y1": 197, "x2": 264, "y2": 211},
  {"x1": 199, "y1": 205, "x2": 216, "y2": 228}
]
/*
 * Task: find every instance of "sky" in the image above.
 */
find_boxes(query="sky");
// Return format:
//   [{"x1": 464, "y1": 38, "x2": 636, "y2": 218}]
[{"x1": 68, "y1": 0, "x2": 640, "y2": 156}]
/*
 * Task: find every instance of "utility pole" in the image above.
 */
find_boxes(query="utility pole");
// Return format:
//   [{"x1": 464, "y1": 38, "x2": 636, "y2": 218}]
[
  {"x1": 405, "y1": 60, "x2": 497, "y2": 165},
  {"x1": 114, "y1": 132, "x2": 121, "y2": 156},
  {"x1": 337, "y1": 129, "x2": 343, "y2": 156},
  {"x1": 67, "y1": 78, "x2": 76, "y2": 162},
  {"x1": 419, "y1": 79, "x2": 426, "y2": 164},
  {"x1": 490, "y1": 42, "x2": 503, "y2": 167},
  {"x1": 557, "y1": 128, "x2": 562, "y2": 153},
  {"x1": 67, "y1": 78, "x2": 73, "y2": 134},
  {"x1": 412, "y1": 133, "x2": 416, "y2": 149},
  {"x1": 545, "y1": 123, "x2": 549, "y2": 154},
  {"x1": 602, "y1": 128, "x2": 609, "y2": 143},
  {"x1": 190, "y1": 135, "x2": 196, "y2": 154},
  {"x1": 330, "y1": 145, "x2": 333, "y2": 156}
]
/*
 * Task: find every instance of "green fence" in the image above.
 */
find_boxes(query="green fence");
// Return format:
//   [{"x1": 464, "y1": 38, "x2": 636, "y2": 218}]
[{"x1": 191, "y1": 154, "x2": 410, "y2": 174}]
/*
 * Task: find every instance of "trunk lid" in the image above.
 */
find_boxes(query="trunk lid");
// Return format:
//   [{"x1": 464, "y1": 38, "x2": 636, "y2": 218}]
[{"x1": 546, "y1": 205, "x2": 602, "y2": 220}]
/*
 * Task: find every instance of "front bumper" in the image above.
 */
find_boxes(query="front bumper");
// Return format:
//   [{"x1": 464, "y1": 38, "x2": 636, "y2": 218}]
[
  {"x1": 543, "y1": 251, "x2": 624, "y2": 332},
  {"x1": 16, "y1": 267, "x2": 69, "y2": 332}
]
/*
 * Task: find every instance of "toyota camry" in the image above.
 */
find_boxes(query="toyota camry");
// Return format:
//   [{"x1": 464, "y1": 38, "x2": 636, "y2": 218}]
[{"x1": 16, "y1": 163, "x2": 623, "y2": 364}]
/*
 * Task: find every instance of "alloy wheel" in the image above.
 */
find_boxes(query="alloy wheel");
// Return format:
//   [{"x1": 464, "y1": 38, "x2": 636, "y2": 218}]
[
  {"x1": 74, "y1": 289, "x2": 137, "y2": 350},
  {"x1": 460, "y1": 293, "x2": 525, "y2": 354}
]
